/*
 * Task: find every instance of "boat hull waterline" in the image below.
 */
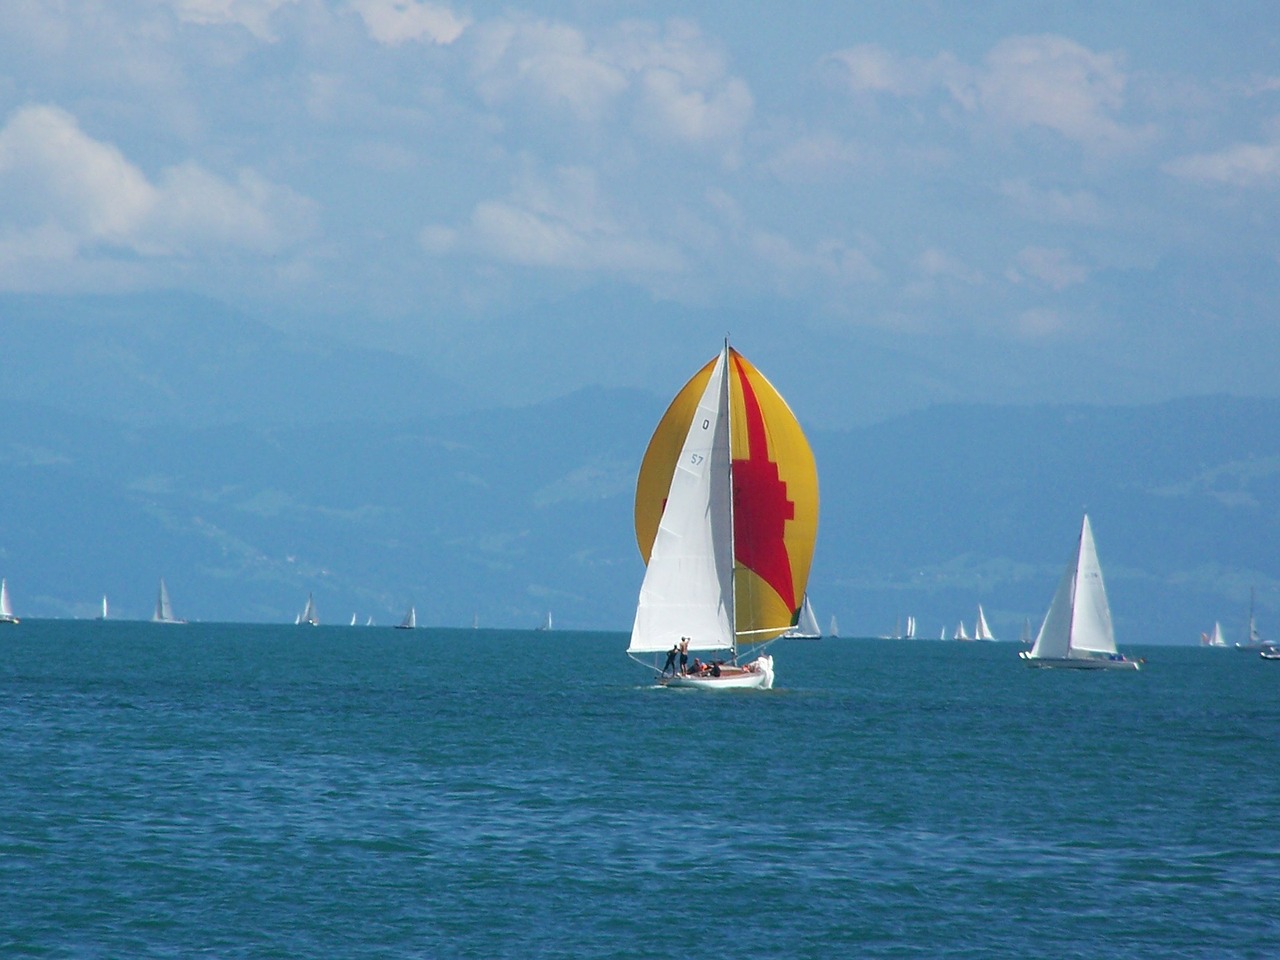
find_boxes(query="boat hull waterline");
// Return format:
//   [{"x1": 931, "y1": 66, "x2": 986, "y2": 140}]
[
  {"x1": 1018, "y1": 652, "x2": 1141, "y2": 671},
  {"x1": 659, "y1": 656, "x2": 774, "y2": 689}
]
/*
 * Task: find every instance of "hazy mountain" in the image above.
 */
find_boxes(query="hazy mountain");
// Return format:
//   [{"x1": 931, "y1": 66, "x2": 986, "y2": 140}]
[
  {"x1": 0, "y1": 382, "x2": 1276, "y2": 643},
  {"x1": 0, "y1": 292, "x2": 481, "y2": 426}
]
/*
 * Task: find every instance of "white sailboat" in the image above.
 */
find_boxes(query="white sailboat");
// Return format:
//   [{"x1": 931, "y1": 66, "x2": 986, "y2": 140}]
[
  {"x1": 1235, "y1": 588, "x2": 1267, "y2": 650},
  {"x1": 1019, "y1": 617, "x2": 1032, "y2": 644},
  {"x1": 954, "y1": 621, "x2": 971, "y2": 641},
  {"x1": 905, "y1": 615, "x2": 916, "y2": 640},
  {"x1": 974, "y1": 605, "x2": 996, "y2": 641},
  {"x1": 152, "y1": 578, "x2": 185, "y2": 624},
  {"x1": 98, "y1": 594, "x2": 108, "y2": 621},
  {"x1": 628, "y1": 342, "x2": 819, "y2": 689},
  {"x1": 784, "y1": 594, "x2": 822, "y2": 639},
  {"x1": 1019, "y1": 514, "x2": 1140, "y2": 670},
  {"x1": 350, "y1": 613, "x2": 357, "y2": 627},
  {"x1": 396, "y1": 606, "x2": 417, "y2": 630},
  {"x1": 298, "y1": 592, "x2": 318, "y2": 626},
  {"x1": 827, "y1": 615, "x2": 839, "y2": 638},
  {"x1": 537, "y1": 611, "x2": 552, "y2": 631},
  {"x1": 0, "y1": 579, "x2": 19, "y2": 624},
  {"x1": 1201, "y1": 622, "x2": 1226, "y2": 647}
]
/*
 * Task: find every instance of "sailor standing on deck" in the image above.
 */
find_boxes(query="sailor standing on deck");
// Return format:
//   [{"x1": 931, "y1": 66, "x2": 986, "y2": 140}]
[
  {"x1": 679, "y1": 637, "x2": 690, "y2": 676},
  {"x1": 662, "y1": 644, "x2": 678, "y2": 676}
]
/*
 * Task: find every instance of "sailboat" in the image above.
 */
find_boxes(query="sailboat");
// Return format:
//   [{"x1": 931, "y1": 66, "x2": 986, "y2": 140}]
[
  {"x1": 350, "y1": 613, "x2": 357, "y2": 627},
  {"x1": 298, "y1": 592, "x2": 318, "y2": 626},
  {"x1": 1019, "y1": 514, "x2": 1140, "y2": 670},
  {"x1": 152, "y1": 578, "x2": 185, "y2": 624},
  {"x1": 628, "y1": 342, "x2": 819, "y2": 689},
  {"x1": 0, "y1": 579, "x2": 19, "y2": 624},
  {"x1": 954, "y1": 622, "x2": 971, "y2": 641},
  {"x1": 905, "y1": 615, "x2": 916, "y2": 640},
  {"x1": 784, "y1": 594, "x2": 822, "y2": 639},
  {"x1": 1019, "y1": 617, "x2": 1032, "y2": 644},
  {"x1": 98, "y1": 594, "x2": 109, "y2": 621},
  {"x1": 974, "y1": 605, "x2": 996, "y2": 641},
  {"x1": 1201, "y1": 622, "x2": 1226, "y2": 647},
  {"x1": 1235, "y1": 588, "x2": 1267, "y2": 650},
  {"x1": 827, "y1": 615, "x2": 839, "y2": 638},
  {"x1": 396, "y1": 606, "x2": 417, "y2": 630},
  {"x1": 537, "y1": 611, "x2": 552, "y2": 631}
]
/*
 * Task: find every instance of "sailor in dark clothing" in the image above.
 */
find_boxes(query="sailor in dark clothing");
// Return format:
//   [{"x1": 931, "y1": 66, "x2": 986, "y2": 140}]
[{"x1": 662, "y1": 644, "x2": 678, "y2": 676}]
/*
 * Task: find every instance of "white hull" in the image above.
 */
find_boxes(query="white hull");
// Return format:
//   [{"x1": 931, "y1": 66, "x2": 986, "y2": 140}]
[
  {"x1": 0, "y1": 614, "x2": 18, "y2": 625},
  {"x1": 659, "y1": 655, "x2": 774, "y2": 690},
  {"x1": 1019, "y1": 651, "x2": 1141, "y2": 671}
]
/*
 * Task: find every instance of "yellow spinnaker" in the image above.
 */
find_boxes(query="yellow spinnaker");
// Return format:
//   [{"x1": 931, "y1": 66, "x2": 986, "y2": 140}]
[{"x1": 635, "y1": 348, "x2": 819, "y2": 645}]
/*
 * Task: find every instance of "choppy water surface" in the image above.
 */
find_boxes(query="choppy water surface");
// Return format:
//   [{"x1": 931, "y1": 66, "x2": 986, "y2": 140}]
[{"x1": 2, "y1": 622, "x2": 1277, "y2": 958}]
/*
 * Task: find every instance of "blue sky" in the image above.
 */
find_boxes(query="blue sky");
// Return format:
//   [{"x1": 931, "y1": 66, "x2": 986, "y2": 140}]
[{"x1": 2, "y1": 1, "x2": 1279, "y2": 426}]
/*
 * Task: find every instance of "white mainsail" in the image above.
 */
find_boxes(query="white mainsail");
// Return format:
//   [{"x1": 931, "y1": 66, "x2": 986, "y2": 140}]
[
  {"x1": 1026, "y1": 514, "x2": 1124, "y2": 662},
  {"x1": 974, "y1": 605, "x2": 995, "y2": 641},
  {"x1": 954, "y1": 622, "x2": 970, "y2": 641},
  {"x1": 153, "y1": 578, "x2": 183, "y2": 624},
  {"x1": 397, "y1": 606, "x2": 417, "y2": 630},
  {"x1": 0, "y1": 578, "x2": 17, "y2": 623},
  {"x1": 629, "y1": 349, "x2": 734, "y2": 654},
  {"x1": 906, "y1": 615, "x2": 916, "y2": 639},
  {"x1": 785, "y1": 594, "x2": 822, "y2": 638},
  {"x1": 299, "y1": 593, "x2": 318, "y2": 626},
  {"x1": 827, "y1": 615, "x2": 839, "y2": 638},
  {"x1": 100, "y1": 595, "x2": 108, "y2": 620}
]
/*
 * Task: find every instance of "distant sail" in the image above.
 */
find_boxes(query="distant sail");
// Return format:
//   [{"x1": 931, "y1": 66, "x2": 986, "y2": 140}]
[{"x1": 153, "y1": 578, "x2": 185, "y2": 624}]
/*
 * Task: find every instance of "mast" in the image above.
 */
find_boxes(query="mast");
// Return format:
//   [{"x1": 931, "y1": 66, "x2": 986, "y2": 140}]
[{"x1": 722, "y1": 340, "x2": 738, "y2": 658}]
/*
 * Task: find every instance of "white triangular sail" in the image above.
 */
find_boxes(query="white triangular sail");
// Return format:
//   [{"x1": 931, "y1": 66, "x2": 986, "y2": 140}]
[
  {"x1": 906, "y1": 615, "x2": 916, "y2": 639},
  {"x1": 100, "y1": 595, "x2": 108, "y2": 620},
  {"x1": 299, "y1": 593, "x2": 318, "y2": 626},
  {"x1": 0, "y1": 579, "x2": 15, "y2": 621},
  {"x1": 827, "y1": 615, "x2": 838, "y2": 638},
  {"x1": 629, "y1": 349, "x2": 734, "y2": 654},
  {"x1": 1210, "y1": 621, "x2": 1225, "y2": 646},
  {"x1": 954, "y1": 622, "x2": 969, "y2": 640},
  {"x1": 785, "y1": 594, "x2": 821, "y2": 638},
  {"x1": 153, "y1": 578, "x2": 179, "y2": 623},
  {"x1": 974, "y1": 605, "x2": 995, "y2": 641},
  {"x1": 1028, "y1": 514, "x2": 1118, "y2": 659},
  {"x1": 398, "y1": 606, "x2": 416, "y2": 629}
]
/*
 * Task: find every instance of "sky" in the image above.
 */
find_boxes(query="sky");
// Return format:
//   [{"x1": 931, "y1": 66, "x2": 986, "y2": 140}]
[{"x1": 2, "y1": 1, "x2": 1279, "y2": 427}]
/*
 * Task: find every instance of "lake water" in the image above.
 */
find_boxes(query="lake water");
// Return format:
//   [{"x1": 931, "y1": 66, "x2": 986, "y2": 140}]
[{"x1": 2, "y1": 621, "x2": 1277, "y2": 958}]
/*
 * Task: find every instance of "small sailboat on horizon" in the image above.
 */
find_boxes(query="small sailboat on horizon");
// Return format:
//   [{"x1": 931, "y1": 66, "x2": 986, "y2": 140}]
[
  {"x1": 1019, "y1": 514, "x2": 1140, "y2": 670},
  {"x1": 1235, "y1": 588, "x2": 1267, "y2": 650},
  {"x1": 628, "y1": 342, "x2": 819, "y2": 689},
  {"x1": 152, "y1": 578, "x2": 185, "y2": 624},
  {"x1": 784, "y1": 594, "x2": 822, "y2": 639},
  {"x1": 1201, "y1": 622, "x2": 1226, "y2": 647},
  {"x1": 974, "y1": 605, "x2": 996, "y2": 641},
  {"x1": 396, "y1": 606, "x2": 417, "y2": 630},
  {"x1": 0, "y1": 579, "x2": 19, "y2": 624},
  {"x1": 98, "y1": 594, "x2": 108, "y2": 621},
  {"x1": 298, "y1": 592, "x2": 319, "y2": 626}
]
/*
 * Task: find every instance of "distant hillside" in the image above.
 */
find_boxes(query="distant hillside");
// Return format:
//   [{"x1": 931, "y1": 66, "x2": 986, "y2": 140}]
[
  {"x1": 0, "y1": 292, "x2": 479, "y2": 426},
  {"x1": 0, "y1": 389, "x2": 1276, "y2": 642}
]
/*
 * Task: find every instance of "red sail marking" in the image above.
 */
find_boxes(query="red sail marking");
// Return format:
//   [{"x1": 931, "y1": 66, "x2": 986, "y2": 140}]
[{"x1": 730, "y1": 354, "x2": 797, "y2": 613}]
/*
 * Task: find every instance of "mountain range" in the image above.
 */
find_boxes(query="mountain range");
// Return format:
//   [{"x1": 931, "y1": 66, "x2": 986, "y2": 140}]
[{"x1": 1, "y1": 293, "x2": 1275, "y2": 643}]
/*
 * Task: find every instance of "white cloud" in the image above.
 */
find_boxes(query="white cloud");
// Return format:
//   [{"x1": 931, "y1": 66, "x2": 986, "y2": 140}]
[
  {"x1": 1000, "y1": 178, "x2": 1105, "y2": 225},
  {"x1": 973, "y1": 36, "x2": 1143, "y2": 150},
  {"x1": 0, "y1": 104, "x2": 315, "y2": 268},
  {"x1": 1006, "y1": 246, "x2": 1088, "y2": 291},
  {"x1": 828, "y1": 35, "x2": 1148, "y2": 152},
  {"x1": 468, "y1": 16, "x2": 752, "y2": 149},
  {"x1": 170, "y1": 0, "x2": 298, "y2": 42},
  {"x1": 1164, "y1": 141, "x2": 1280, "y2": 188},
  {"x1": 825, "y1": 44, "x2": 940, "y2": 97},
  {"x1": 917, "y1": 247, "x2": 983, "y2": 285},
  {"x1": 469, "y1": 19, "x2": 628, "y2": 122},
  {"x1": 431, "y1": 166, "x2": 683, "y2": 274},
  {"x1": 762, "y1": 132, "x2": 868, "y2": 182},
  {"x1": 350, "y1": 0, "x2": 468, "y2": 46}
]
